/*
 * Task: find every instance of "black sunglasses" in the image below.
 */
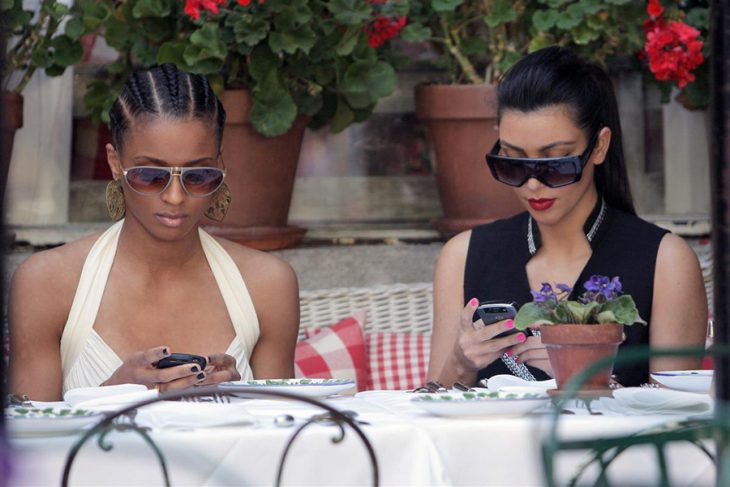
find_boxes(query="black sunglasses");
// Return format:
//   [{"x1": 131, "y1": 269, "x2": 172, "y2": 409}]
[
  {"x1": 122, "y1": 166, "x2": 225, "y2": 197},
  {"x1": 485, "y1": 132, "x2": 599, "y2": 188}
]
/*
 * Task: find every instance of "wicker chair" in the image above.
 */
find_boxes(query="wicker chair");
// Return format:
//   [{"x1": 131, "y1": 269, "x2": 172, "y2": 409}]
[{"x1": 298, "y1": 282, "x2": 434, "y2": 336}]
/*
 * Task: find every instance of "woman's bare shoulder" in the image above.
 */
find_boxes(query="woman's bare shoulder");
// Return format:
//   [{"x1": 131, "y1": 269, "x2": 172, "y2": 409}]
[
  {"x1": 212, "y1": 237, "x2": 297, "y2": 289},
  {"x1": 11, "y1": 232, "x2": 103, "y2": 296}
]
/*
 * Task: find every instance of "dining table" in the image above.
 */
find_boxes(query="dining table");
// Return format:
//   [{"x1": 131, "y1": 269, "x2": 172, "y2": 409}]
[{"x1": 6, "y1": 383, "x2": 716, "y2": 486}]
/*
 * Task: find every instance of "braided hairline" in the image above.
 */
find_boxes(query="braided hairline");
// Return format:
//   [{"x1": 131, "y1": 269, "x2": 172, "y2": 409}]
[{"x1": 109, "y1": 64, "x2": 225, "y2": 154}]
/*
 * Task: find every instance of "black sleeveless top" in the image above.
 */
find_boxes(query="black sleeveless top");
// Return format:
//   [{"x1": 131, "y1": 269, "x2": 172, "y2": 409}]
[{"x1": 464, "y1": 201, "x2": 669, "y2": 387}]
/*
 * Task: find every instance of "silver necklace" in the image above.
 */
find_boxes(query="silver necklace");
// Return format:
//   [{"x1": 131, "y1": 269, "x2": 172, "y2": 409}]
[{"x1": 527, "y1": 197, "x2": 606, "y2": 256}]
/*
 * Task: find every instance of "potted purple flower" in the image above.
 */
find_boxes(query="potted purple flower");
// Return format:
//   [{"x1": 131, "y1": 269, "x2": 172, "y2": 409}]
[{"x1": 514, "y1": 276, "x2": 645, "y2": 391}]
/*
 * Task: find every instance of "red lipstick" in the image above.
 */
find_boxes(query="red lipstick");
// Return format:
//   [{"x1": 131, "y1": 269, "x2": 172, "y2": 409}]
[{"x1": 528, "y1": 198, "x2": 555, "y2": 211}]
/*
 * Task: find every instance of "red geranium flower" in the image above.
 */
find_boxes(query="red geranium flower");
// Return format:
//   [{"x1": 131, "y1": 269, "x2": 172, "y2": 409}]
[
  {"x1": 644, "y1": 18, "x2": 704, "y2": 88},
  {"x1": 366, "y1": 16, "x2": 407, "y2": 48},
  {"x1": 647, "y1": 0, "x2": 664, "y2": 18}
]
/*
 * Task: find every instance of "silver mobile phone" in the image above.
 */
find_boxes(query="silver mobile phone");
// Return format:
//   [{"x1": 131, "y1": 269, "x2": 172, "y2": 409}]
[{"x1": 473, "y1": 301, "x2": 518, "y2": 338}]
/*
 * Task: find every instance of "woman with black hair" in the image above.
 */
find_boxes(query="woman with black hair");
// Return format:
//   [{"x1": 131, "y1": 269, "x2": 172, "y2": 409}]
[
  {"x1": 9, "y1": 64, "x2": 300, "y2": 400},
  {"x1": 428, "y1": 46, "x2": 708, "y2": 388}
]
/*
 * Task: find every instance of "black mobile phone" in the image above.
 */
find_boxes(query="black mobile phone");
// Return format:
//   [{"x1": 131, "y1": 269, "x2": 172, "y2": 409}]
[
  {"x1": 155, "y1": 353, "x2": 207, "y2": 370},
  {"x1": 473, "y1": 301, "x2": 519, "y2": 338}
]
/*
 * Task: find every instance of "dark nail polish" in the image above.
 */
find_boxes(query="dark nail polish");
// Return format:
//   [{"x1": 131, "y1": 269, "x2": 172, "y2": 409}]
[
  {"x1": 163, "y1": 348, "x2": 169, "y2": 355},
  {"x1": 196, "y1": 372, "x2": 205, "y2": 380},
  {"x1": 191, "y1": 366, "x2": 199, "y2": 372}
]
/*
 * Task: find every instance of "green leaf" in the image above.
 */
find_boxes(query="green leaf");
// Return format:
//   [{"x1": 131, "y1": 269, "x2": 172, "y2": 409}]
[
  {"x1": 400, "y1": 24, "x2": 431, "y2": 43},
  {"x1": 228, "y1": 12, "x2": 270, "y2": 47},
  {"x1": 250, "y1": 79, "x2": 298, "y2": 137},
  {"x1": 158, "y1": 41, "x2": 188, "y2": 67},
  {"x1": 329, "y1": 97, "x2": 355, "y2": 133},
  {"x1": 352, "y1": 104, "x2": 374, "y2": 123},
  {"x1": 327, "y1": 0, "x2": 371, "y2": 25},
  {"x1": 604, "y1": 0, "x2": 631, "y2": 5},
  {"x1": 249, "y1": 44, "x2": 280, "y2": 82},
  {"x1": 342, "y1": 60, "x2": 396, "y2": 100},
  {"x1": 596, "y1": 310, "x2": 618, "y2": 323},
  {"x1": 131, "y1": 38, "x2": 158, "y2": 66},
  {"x1": 274, "y1": 2, "x2": 312, "y2": 31},
  {"x1": 50, "y1": 35, "x2": 83, "y2": 67},
  {"x1": 335, "y1": 27, "x2": 360, "y2": 56},
  {"x1": 431, "y1": 0, "x2": 464, "y2": 14},
  {"x1": 685, "y1": 7, "x2": 709, "y2": 31},
  {"x1": 527, "y1": 32, "x2": 554, "y2": 53},
  {"x1": 680, "y1": 70, "x2": 710, "y2": 110},
  {"x1": 570, "y1": 23, "x2": 600, "y2": 45},
  {"x1": 564, "y1": 301, "x2": 599, "y2": 324},
  {"x1": 532, "y1": 10, "x2": 560, "y2": 32},
  {"x1": 132, "y1": 0, "x2": 170, "y2": 18},
  {"x1": 485, "y1": 0, "x2": 517, "y2": 28},
  {"x1": 514, "y1": 303, "x2": 553, "y2": 330},
  {"x1": 30, "y1": 48, "x2": 53, "y2": 69},
  {"x1": 182, "y1": 45, "x2": 225, "y2": 74},
  {"x1": 293, "y1": 90, "x2": 323, "y2": 117},
  {"x1": 103, "y1": 16, "x2": 134, "y2": 51},
  {"x1": 269, "y1": 25, "x2": 317, "y2": 55},
  {"x1": 556, "y1": 4, "x2": 584, "y2": 30},
  {"x1": 578, "y1": 0, "x2": 604, "y2": 15},
  {"x1": 64, "y1": 17, "x2": 85, "y2": 40},
  {"x1": 190, "y1": 23, "x2": 227, "y2": 60},
  {"x1": 0, "y1": 0, "x2": 13, "y2": 10},
  {"x1": 82, "y1": 2, "x2": 111, "y2": 30},
  {"x1": 49, "y1": 2, "x2": 69, "y2": 20},
  {"x1": 598, "y1": 295, "x2": 646, "y2": 325}
]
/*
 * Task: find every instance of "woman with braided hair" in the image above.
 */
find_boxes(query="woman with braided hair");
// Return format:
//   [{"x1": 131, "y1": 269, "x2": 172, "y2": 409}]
[{"x1": 9, "y1": 64, "x2": 299, "y2": 400}]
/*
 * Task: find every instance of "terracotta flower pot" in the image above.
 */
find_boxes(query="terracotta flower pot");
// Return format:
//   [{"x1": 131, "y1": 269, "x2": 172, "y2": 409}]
[
  {"x1": 204, "y1": 89, "x2": 307, "y2": 250},
  {"x1": 415, "y1": 84, "x2": 524, "y2": 235},
  {"x1": 1, "y1": 91, "x2": 23, "y2": 204},
  {"x1": 540, "y1": 323, "x2": 624, "y2": 390}
]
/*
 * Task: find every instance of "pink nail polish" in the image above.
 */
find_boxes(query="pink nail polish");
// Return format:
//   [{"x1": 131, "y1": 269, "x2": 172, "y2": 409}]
[
  {"x1": 507, "y1": 350, "x2": 513, "y2": 357},
  {"x1": 505, "y1": 319, "x2": 515, "y2": 329},
  {"x1": 517, "y1": 333, "x2": 526, "y2": 342},
  {"x1": 469, "y1": 298, "x2": 478, "y2": 307}
]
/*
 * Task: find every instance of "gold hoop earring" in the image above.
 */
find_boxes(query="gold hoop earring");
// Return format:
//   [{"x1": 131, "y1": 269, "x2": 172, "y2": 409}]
[
  {"x1": 205, "y1": 182, "x2": 231, "y2": 222},
  {"x1": 106, "y1": 180, "x2": 126, "y2": 221}
]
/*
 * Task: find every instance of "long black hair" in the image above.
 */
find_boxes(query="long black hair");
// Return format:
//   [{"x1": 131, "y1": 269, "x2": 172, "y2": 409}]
[
  {"x1": 496, "y1": 46, "x2": 636, "y2": 215},
  {"x1": 109, "y1": 64, "x2": 226, "y2": 153}
]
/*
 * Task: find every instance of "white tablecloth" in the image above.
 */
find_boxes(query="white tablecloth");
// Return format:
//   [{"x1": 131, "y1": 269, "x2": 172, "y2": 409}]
[{"x1": 8, "y1": 391, "x2": 716, "y2": 486}]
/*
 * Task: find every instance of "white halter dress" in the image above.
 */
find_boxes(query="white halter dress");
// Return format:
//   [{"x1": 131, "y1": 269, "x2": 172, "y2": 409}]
[{"x1": 60, "y1": 220, "x2": 260, "y2": 393}]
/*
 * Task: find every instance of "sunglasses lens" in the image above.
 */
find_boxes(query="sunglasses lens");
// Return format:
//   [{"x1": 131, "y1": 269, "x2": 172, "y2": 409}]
[
  {"x1": 182, "y1": 168, "x2": 224, "y2": 196},
  {"x1": 489, "y1": 159, "x2": 529, "y2": 187},
  {"x1": 125, "y1": 167, "x2": 171, "y2": 194},
  {"x1": 539, "y1": 162, "x2": 580, "y2": 187}
]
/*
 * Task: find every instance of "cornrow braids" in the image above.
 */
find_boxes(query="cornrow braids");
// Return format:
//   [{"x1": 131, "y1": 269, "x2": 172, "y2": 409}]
[{"x1": 108, "y1": 63, "x2": 226, "y2": 153}]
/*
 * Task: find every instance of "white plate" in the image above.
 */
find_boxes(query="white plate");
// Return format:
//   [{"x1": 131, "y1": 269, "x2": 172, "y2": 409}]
[
  {"x1": 220, "y1": 378, "x2": 356, "y2": 398},
  {"x1": 650, "y1": 370, "x2": 713, "y2": 394},
  {"x1": 411, "y1": 391, "x2": 550, "y2": 418},
  {"x1": 6, "y1": 407, "x2": 105, "y2": 438}
]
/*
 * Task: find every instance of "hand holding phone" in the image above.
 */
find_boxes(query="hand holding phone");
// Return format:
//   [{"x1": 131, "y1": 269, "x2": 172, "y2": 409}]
[
  {"x1": 155, "y1": 353, "x2": 207, "y2": 370},
  {"x1": 473, "y1": 301, "x2": 518, "y2": 338}
]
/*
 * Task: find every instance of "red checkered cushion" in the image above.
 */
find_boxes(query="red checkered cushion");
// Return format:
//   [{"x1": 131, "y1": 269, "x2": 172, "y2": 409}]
[
  {"x1": 294, "y1": 311, "x2": 368, "y2": 391},
  {"x1": 366, "y1": 332, "x2": 431, "y2": 390}
]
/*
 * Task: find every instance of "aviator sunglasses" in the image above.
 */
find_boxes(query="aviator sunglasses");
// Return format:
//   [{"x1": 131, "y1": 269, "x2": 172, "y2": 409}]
[
  {"x1": 485, "y1": 131, "x2": 599, "y2": 188},
  {"x1": 122, "y1": 165, "x2": 226, "y2": 197}
]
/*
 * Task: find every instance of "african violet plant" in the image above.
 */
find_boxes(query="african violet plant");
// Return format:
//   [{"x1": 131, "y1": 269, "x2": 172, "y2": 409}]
[{"x1": 514, "y1": 275, "x2": 646, "y2": 329}]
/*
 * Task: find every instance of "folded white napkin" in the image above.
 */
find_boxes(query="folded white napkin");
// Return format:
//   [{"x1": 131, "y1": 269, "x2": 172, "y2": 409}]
[
  {"x1": 135, "y1": 402, "x2": 257, "y2": 430},
  {"x1": 64, "y1": 384, "x2": 157, "y2": 411},
  {"x1": 484, "y1": 374, "x2": 557, "y2": 392},
  {"x1": 599, "y1": 387, "x2": 713, "y2": 415}
]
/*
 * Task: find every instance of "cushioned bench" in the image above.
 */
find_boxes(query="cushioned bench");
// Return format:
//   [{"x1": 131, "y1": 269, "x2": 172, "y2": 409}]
[{"x1": 296, "y1": 282, "x2": 433, "y2": 391}]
